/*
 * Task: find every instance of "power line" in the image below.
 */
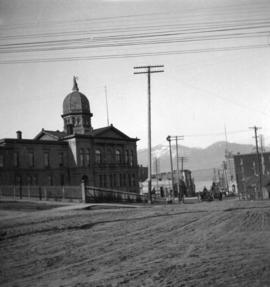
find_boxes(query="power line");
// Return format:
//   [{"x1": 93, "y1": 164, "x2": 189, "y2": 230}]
[
  {"x1": 2, "y1": 17, "x2": 270, "y2": 40},
  {"x1": 0, "y1": 43, "x2": 268, "y2": 65},
  {"x1": 1, "y1": 21, "x2": 269, "y2": 49}
]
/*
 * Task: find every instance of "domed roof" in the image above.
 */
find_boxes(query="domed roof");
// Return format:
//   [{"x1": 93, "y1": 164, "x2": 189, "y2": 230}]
[{"x1": 63, "y1": 77, "x2": 91, "y2": 115}]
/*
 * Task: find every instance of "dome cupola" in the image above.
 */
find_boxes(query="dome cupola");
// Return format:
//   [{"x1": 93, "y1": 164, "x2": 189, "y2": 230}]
[{"x1": 62, "y1": 77, "x2": 93, "y2": 135}]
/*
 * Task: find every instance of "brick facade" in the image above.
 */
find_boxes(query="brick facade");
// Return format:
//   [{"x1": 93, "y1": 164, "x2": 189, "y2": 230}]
[{"x1": 234, "y1": 152, "x2": 270, "y2": 199}]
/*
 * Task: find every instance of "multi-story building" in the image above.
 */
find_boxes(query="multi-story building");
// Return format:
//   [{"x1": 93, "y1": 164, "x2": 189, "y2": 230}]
[
  {"x1": 0, "y1": 77, "x2": 139, "y2": 193},
  {"x1": 234, "y1": 152, "x2": 270, "y2": 199}
]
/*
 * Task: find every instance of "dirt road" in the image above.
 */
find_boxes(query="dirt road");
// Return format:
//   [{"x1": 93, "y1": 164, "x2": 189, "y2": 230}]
[{"x1": 1, "y1": 199, "x2": 270, "y2": 286}]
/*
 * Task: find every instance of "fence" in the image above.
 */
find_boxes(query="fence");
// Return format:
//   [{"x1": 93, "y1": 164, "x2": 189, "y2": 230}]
[
  {"x1": 85, "y1": 186, "x2": 149, "y2": 204},
  {"x1": 0, "y1": 185, "x2": 82, "y2": 202},
  {"x1": 0, "y1": 185, "x2": 167, "y2": 204}
]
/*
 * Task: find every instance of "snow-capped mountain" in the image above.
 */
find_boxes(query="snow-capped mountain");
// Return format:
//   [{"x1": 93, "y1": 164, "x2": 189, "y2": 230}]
[{"x1": 138, "y1": 141, "x2": 256, "y2": 182}]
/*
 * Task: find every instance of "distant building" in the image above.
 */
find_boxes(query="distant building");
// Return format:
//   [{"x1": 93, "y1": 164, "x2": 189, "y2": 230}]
[
  {"x1": 0, "y1": 77, "x2": 139, "y2": 193},
  {"x1": 138, "y1": 165, "x2": 148, "y2": 182},
  {"x1": 234, "y1": 152, "x2": 270, "y2": 199},
  {"x1": 151, "y1": 169, "x2": 196, "y2": 197}
]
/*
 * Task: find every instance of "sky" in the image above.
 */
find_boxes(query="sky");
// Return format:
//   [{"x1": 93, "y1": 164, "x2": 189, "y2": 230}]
[{"x1": 0, "y1": 0, "x2": 270, "y2": 150}]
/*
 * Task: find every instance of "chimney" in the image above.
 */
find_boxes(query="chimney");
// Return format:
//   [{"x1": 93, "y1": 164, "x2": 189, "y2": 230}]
[{"x1": 16, "y1": 131, "x2": 22, "y2": 140}]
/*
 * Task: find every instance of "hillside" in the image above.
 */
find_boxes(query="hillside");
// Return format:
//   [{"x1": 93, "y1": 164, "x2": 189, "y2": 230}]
[{"x1": 138, "y1": 141, "x2": 255, "y2": 182}]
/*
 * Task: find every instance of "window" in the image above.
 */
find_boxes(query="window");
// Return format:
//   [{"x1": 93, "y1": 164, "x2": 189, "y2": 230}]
[
  {"x1": 59, "y1": 152, "x2": 64, "y2": 167},
  {"x1": 116, "y1": 174, "x2": 120, "y2": 187},
  {"x1": 110, "y1": 174, "x2": 113, "y2": 187},
  {"x1": 86, "y1": 149, "x2": 90, "y2": 167},
  {"x1": 119, "y1": 174, "x2": 122, "y2": 187},
  {"x1": 115, "y1": 150, "x2": 121, "y2": 163},
  {"x1": 128, "y1": 174, "x2": 132, "y2": 187},
  {"x1": 14, "y1": 152, "x2": 19, "y2": 167},
  {"x1": 132, "y1": 174, "x2": 136, "y2": 186},
  {"x1": 125, "y1": 150, "x2": 129, "y2": 164},
  {"x1": 28, "y1": 152, "x2": 34, "y2": 168},
  {"x1": 0, "y1": 154, "x2": 3, "y2": 167},
  {"x1": 67, "y1": 124, "x2": 73, "y2": 135},
  {"x1": 113, "y1": 174, "x2": 117, "y2": 186},
  {"x1": 44, "y1": 152, "x2": 49, "y2": 168},
  {"x1": 27, "y1": 175, "x2": 32, "y2": 186},
  {"x1": 33, "y1": 176, "x2": 38, "y2": 186},
  {"x1": 48, "y1": 175, "x2": 53, "y2": 186},
  {"x1": 95, "y1": 150, "x2": 101, "y2": 164},
  {"x1": 15, "y1": 175, "x2": 22, "y2": 186},
  {"x1": 252, "y1": 161, "x2": 257, "y2": 176},
  {"x1": 79, "y1": 148, "x2": 84, "y2": 167},
  {"x1": 103, "y1": 175, "x2": 107, "y2": 187},
  {"x1": 123, "y1": 174, "x2": 126, "y2": 186},
  {"x1": 60, "y1": 174, "x2": 65, "y2": 186},
  {"x1": 130, "y1": 150, "x2": 134, "y2": 166},
  {"x1": 99, "y1": 175, "x2": 103, "y2": 187}
]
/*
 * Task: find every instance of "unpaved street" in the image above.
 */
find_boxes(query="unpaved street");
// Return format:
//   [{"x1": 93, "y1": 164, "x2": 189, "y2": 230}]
[{"x1": 1, "y1": 199, "x2": 270, "y2": 287}]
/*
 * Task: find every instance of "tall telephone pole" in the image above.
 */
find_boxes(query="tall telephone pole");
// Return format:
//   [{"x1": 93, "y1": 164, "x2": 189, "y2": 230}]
[
  {"x1": 134, "y1": 65, "x2": 164, "y2": 203},
  {"x1": 260, "y1": 134, "x2": 265, "y2": 175},
  {"x1": 249, "y1": 126, "x2": 262, "y2": 199},
  {"x1": 167, "y1": 135, "x2": 184, "y2": 199},
  {"x1": 167, "y1": 136, "x2": 174, "y2": 192}
]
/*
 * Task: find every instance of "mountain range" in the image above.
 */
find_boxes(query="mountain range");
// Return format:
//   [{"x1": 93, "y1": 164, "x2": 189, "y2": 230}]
[{"x1": 137, "y1": 141, "x2": 257, "y2": 183}]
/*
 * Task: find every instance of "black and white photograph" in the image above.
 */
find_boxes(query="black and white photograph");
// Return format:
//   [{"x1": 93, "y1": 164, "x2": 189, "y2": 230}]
[{"x1": 0, "y1": 0, "x2": 270, "y2": 286}]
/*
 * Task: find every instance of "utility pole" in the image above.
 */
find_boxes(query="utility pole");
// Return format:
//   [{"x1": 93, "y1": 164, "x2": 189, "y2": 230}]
[
  {"x1": 179, "y1": 156, "x2": 186, "y2": 173},
  {"x1": 167, "y1": 136, "x2": 174, "y2": 192},
  {"x1": 249, "y1": 126, "x2": 262, "y2": 199},
  {"x1": 213, "y1": 168, "x2": 217, "y2": 183},
  {"x1": 224, "y1": 125, "x2": 232, "y2": 189},
  {"x1": 154, "y1": 157, "x2": 159, "y2": 191},
  {"x1": 167, "y1": 135, "x2": 184, "y2": 200},
  {"x1": 134, "y1": 65, "x2": 164, "y2": 203},
  {"x1": 260, "y1": 134, "x2": 265, "y2": 176}
]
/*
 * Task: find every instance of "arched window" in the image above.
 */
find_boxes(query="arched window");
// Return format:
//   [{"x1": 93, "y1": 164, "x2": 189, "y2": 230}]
[
  {"x1": 85, "y1": 148, "x2": 90, "y2": 167},
  {"x1": 48, "y1": 175, "x2": 53, "y2": 186},
  {"x1": 130, "y1": 150, "x2": 134, "y2": 166},
  {"x1": 125, "y1": 150, "x2": 129, "y2": 164},
  {"x1": 43, "y1": 152, "x2": 49, "y2": 168},
  {"x1": 119, "y1": 174, "x2": 122, "y2": 187},
  {"x1": 79, "y1": 148, "x2": 84, "y2": 167},
  {"x1": 27, "y1": 175, "x2": 32, "y2": 186},
  {"x1": 95, "y1": 150, "x2": 101, "y2": 164},
  {"x1": 0, "y1": 154, "x2": 4, "y2": 168},
  {"x1": 128, "y1": 174, "x2": 132, "y2": 187},
  {"x1": 14, "y1": 152, "x2": 19, "y2": 167},
  {"x1": 132, "y1": 174, "x2": 136, "y2": 186},
  {"x1": 28, "y1": 152, "x2": 34, "y2": 168},
  {"x1": 115, "y1": 150, "x2": 121, "y2": 163},
  {"x1": 59, "y1": 152, "x2": 64, "y2": 167}
]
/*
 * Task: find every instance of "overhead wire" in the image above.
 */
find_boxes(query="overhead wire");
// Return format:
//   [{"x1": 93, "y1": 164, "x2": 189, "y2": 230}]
[
  {"x1": 0, "y1": 43, "x2": 268, "y2": 64},
  {"x1": 1, "y1": 1, "x2": 269, "y2": 31},
  {"x1": 0, "y1": 2, "x2": 269, "y2": 64}
]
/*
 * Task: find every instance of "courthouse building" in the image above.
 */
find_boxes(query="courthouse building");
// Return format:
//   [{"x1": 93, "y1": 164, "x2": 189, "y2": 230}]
[{"x1": 0, "y1": 77, "x2": 139, "y2": 193}]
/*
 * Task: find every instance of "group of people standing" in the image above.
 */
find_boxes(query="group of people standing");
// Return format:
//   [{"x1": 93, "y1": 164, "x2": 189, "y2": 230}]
[{"x1": 200, "y1": 182, "x2": 223, "y2": 201}]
